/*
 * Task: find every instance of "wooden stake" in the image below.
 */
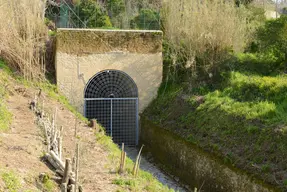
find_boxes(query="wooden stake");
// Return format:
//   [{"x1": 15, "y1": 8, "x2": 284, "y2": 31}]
[
  {"x1": 60, "y1": 126, "x2": 64, "y2": 137},
  {"x1": 44, "y1": 122, "x2": 50, "y2": 151},
  {"x1": 41, "y1": 100, "x2": 45, "y2": 118},
  {"x1": 62, "y1": 158, "x2": 72, "y2": 184},
  {"x1": 133, "y1": 145, "x2": 144, "y2": 175},
  {"x1": 123, "y1": 152, "x2": 126, "y2": 171},
  {"x1": 135, "y1": 156, "x2": 141, "y2": 177},
  {"x1": 78, "y1": 185, "x2": 83, "y2": 192},
  {"x1": 57, "y1": 136, "x2": 62, "y2": 160},
  {"x1": 50, "y1": 150, "x2": 65, "y2": 170},
  {"x1": 56, "y1": 169, "x2": 76, "y2": 184},
  {"x1": 74, "y1": 118, "x2": 77, "y2": 137},
  {"x1": 60, "y1": 183, "x2": 67, "y2": 192},
  {"x1": 45, "y1": 153, "x2": 59, "y2": 169},
  {"x1": 54, "y1": 107, "x2": 58, "y2": 125},
  {"x1": 75, "y1": 143, "x2": 80, "y2": 191},
  {"x1": 52, "y1": 130, "x2": 58, "y2": 146},
  {"x1": 119, "y1": 143, "x2": 125, "y2": 174},
  {"x1": 70, "y1": 184, "x2": 75, "y2": 192}
]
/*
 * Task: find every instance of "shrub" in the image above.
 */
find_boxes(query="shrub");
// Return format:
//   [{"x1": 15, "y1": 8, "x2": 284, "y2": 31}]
[
  {"x1": 106, "y1": 0, "x2": 125, "y2": 17},
  {"x1": 73, "y1": 0, "x2": 112, "y2": 28},
  {"x1": 232, "y1": 52, "x2": 284, "y2": 75},
  {"x1": 0, "y1": 0, "x2": 48, "y2": 81},
  {"x1": 133, "y1": 9, "x2": 160, "y2": 30},
  {"x1": 257, "y1": 15, "x2": 287, "y2": 55}
]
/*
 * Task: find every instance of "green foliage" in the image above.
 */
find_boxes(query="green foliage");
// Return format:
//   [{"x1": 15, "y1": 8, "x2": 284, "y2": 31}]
[
  {"x1": 42, "y1": 174, "x2": 55, "y2": 192},
  {"x1": 144, "y1": 7, "x2": 287, "y2": 190},
  {"x1": 235, "y1": 0, "x2": 254, "y2": 6},
  {"x1": 106, "y1": 0, "x2": 125, "y2": 17},
  {"x1": 257, "y1": 16, "x2": 287, "y2": 54},
  {"x1": 1, "y1": 171, "x2": 21, "y2": 192},
  {"x1": 133, "y1": 9, "x2": 160, "y2": 30},
  {"x1": 232, "y1": 52, "x2": 283, "y2": 75},
  {"x1": 261, "y1": 164, "x2": 271, "y2": 173},
  {"x1": 112, "y1": 178, "x2": 136, "y2": 187},
  {"x1": 244, "y1": 15, "x2": 287, "y2": 73},
  {"x1": 36, "y1": 82, "x2": 88, "y2": 123},
  {"x1": 0, "y1": 61, "x2": 12, "y2": 132},
  {"x1": 73, "y1": 0, "x2": 112, "y2": 28},
  {"x1": 95, "y1": 131, "x2": 173, "y2": 192}
]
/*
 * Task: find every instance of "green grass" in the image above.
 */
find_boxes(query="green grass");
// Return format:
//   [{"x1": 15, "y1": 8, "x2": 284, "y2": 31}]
[
  {"x1": 0, "y1": 61, "x2": 12, "y2": 132},
  {"x1": 14, "y1": 78, "x2": 88, "y2": 123},
  {"x1": 1, "y1": 171, "x2": 21, "y2": 192},
  {"x1": 41, "y1": 174, "x2": 56, "y2": 192},
  {"x1": 95, "y1": 131, "x2": 174, "y2": 192},
  {"x1": 144, "y1": 54, "x2": 287, "y2": 190}
]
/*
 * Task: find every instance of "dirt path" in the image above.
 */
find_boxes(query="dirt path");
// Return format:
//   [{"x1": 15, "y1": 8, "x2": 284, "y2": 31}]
[
  {"x1": 0, "y1": 87, "x2": 54, "y2": 191},
  {"x1": 0, "y1": 82, "x2": 120, "y2": 191},
  {"x1": 43, "y1": 95, "x2": 119, "y2": 191}
]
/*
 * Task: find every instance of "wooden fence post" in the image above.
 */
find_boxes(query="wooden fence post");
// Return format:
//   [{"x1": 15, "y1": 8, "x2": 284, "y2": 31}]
[
  {"x1": 75, "y1": 143, "x2": 80, "y2": 191},
  {"x1": 62, "y1": 158, "x2": 72, "y2": 184}
]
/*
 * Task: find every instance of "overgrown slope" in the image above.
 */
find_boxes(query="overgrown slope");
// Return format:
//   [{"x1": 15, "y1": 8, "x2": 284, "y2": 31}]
[{"x1": 144, "y1": 16, "x2": 287, "y2": 191}]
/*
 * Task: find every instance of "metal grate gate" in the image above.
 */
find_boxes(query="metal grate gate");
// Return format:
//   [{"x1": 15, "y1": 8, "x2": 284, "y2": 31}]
[
  {"x1": 84, "y1": 98, "x2": 139, "y2": 146},
  {"x1": 84, "y1": 70, "x2": 139, "y2": 146}
]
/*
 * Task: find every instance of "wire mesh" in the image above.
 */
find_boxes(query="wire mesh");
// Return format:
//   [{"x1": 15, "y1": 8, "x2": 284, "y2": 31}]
[
  {"x1": 45, "y1": 0, "x2": 161, "y2": 30},
  {"x1": 85, "y1": 98, "x2": 138, "y2": 146},
  {"x1": 84, "y1": 70, "x2": 139, "y2": 146}
]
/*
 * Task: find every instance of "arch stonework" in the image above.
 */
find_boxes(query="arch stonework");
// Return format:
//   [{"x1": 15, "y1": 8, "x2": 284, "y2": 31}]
[{"x1": 55, "y1": 29, "x2": 163, "y2": 114}]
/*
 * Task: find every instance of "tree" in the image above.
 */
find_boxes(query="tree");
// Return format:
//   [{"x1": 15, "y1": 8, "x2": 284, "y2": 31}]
[
  {"x1": 73, "y1": 0, "x2": 112, "y2": 28},
  {"x1": 133, "y1": 9, "x2": 160, "y2": 30},
  {"x1": 106, "y1": 0, "x2": 125, "y2": 17}
]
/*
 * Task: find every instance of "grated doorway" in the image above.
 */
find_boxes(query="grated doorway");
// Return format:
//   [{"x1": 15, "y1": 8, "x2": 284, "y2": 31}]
[{"x1": 84, "y1": 70, "x2": 139, "y2": 146}]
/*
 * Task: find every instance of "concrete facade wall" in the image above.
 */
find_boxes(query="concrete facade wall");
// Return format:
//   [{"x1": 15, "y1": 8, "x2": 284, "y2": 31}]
[{"x1": 56, "y1": 28, "x2": 163, "y2": 114}]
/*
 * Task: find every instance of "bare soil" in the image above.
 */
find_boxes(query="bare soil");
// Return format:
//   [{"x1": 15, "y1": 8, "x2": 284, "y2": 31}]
[{"x1": 0, "y1": 81, "x2": 121, "y2": 191}]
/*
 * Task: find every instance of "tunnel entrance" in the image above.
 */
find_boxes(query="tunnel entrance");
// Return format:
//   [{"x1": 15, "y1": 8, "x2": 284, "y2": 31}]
[{"x1": 84, "y1": 70, "x2": 139, "y2": 146}]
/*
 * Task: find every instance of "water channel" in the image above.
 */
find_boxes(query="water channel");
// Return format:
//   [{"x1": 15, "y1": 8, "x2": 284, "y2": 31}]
[{"x1": 125, "y1": 147, "x2": 191, "y2": 192}]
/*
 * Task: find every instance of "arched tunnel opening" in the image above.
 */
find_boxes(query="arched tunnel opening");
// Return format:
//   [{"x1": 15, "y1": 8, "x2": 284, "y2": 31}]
[{"x1": 84, "y1": 70, "x2": 139, "y2": 146}]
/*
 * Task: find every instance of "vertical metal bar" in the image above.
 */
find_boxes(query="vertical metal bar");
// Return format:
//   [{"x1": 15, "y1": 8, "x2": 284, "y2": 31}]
[
  {"x1": 136, "y1": 98, "x2": 139, "y2": 146},
  {"x1": 83, "y1": 100, "x2": 86, "y2": 117},
  {"x1": 110, "y1": 99, "x2": 113, "y2": 137}
]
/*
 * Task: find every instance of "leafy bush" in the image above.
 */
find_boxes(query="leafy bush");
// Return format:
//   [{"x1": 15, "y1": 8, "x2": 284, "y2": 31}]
[
  {"x1": 73, "y1": 0, "x2": 112, "y2": 28},
  {"x1": 106, "y1": 0, "x2": 125, "y2": 17},
  {"x1": 257, "y1": 16, "x2": 287, "y2": 56},
  {"x1": 232, "y1": 52, "x2": 284, "y2": 75},
  {"x1": 133, "y1": 9, "x2": 160, "y2": 30}
]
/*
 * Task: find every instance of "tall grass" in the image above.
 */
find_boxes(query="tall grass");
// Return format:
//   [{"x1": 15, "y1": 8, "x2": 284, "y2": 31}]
[
  {"x1": 0, "y1": 0, "x2": 48, "y2": 81},
  {"x1": 162, "y1": 0, "x2": 250, "y2": 80}
]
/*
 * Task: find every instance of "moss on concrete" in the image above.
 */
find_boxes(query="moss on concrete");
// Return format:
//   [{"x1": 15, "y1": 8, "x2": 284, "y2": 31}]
[{"x1": 56, "y1": 29, "x2": 162, "y2": 55}]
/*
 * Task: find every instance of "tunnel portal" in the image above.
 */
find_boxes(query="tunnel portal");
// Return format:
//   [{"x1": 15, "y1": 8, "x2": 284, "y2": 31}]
[{"x1": 84, "y1": 70, "x2": 139, "y2": 146}]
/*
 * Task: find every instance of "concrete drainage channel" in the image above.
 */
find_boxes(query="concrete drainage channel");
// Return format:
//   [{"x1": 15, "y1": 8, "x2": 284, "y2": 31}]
[{"x1": 125, "y1": 147, "x2": 189, "y2": 192}]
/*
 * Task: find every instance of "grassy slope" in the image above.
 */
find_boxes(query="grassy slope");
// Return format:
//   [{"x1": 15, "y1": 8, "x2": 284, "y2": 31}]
[
  {"x1": 144, "y1": 60, "x2": 287, "y2": 190},
  {"x1": 0, "y1": 62, "x2": 173, "y2": 192}
]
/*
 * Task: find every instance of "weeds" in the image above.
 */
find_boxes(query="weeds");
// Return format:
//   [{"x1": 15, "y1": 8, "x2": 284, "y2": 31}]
[
  {"x1": 0, "y1": 0, "x2": 48, "y2": 81},
  {"x1": 0, "y1": 62, "x2": 12, "y2": 132},
  {"x1": 1, "y1": 171, "x2": 21, "y2": 192}
]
